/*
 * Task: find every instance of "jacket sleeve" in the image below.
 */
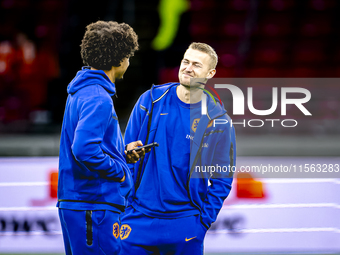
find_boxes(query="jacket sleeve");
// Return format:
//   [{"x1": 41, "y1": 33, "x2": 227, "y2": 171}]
[
  {"x1": 124, "y1": 95, "x2": 150, "y2": 174},
  {"x1": 124, "y1": 95, "x2": 145, "y2": 146},
  {"x1": 71, "y1": 96, "x2": 125, "y2": 180},
  {"x1": 200, "y1": 124, "x2": 236, "y2": 229}
]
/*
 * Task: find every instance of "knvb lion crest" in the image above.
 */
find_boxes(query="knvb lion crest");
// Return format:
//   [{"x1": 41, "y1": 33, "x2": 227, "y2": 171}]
[
  {"x1": 113, "y1": 223, "x2": 120, "y2": 239},
  {"x1": 191, "y1": 118, "x2": 213, "y2": 132},
  {"x1": 120, "y1": 224, "x2": 132, "y2": 240},
  {"x1": 191, "y1": 118, "x2": 200, "y2": 132}
]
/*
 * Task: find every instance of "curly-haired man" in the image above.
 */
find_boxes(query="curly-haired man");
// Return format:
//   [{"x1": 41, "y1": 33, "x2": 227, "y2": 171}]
[{"x1": 57, "y1": 20, "x2": 142, "y2": 255}]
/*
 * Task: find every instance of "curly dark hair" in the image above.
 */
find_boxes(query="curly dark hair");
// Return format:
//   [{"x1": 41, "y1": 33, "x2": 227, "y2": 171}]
[{"x1": 80, "y1": 20, "x2": 139, "y2": 70}]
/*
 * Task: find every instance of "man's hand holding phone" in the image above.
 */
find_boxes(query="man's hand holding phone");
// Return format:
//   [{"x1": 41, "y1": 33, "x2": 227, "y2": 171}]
[
  {"x1": 124, "y1": 141, "x2": 159, "y2": 164},
  {"x1": 125, "y1": 140, "x2": 144, "y2": 164}
]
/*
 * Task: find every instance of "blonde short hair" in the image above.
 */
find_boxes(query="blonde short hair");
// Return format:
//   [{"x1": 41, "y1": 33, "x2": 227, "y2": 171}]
[{"x1": 188, "y1": 42, "x2": 218, "y2": 69}]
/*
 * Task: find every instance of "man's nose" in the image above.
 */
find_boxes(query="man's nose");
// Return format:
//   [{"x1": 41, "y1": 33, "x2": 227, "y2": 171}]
[{"x1": 185, "y1": 64, "x2": 193, "y2": 72}]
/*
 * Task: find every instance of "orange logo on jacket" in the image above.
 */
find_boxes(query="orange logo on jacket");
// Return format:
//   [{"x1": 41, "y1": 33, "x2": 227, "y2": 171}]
[
  {"x1": 113, "y1": 223, "x2": 120, "y2": 239},
  {"x1": 192, "y1": 118, "x2": 200, "y2": 132},
  {"x1": 120, "y1": 224, "x2": 132, "y2": 240},
  {"x1": 191, "y1": 119, "x2": 213, "y2": 132}
]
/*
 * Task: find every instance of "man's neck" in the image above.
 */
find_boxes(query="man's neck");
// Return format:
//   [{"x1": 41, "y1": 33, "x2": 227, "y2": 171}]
[
  {"x1": 104, "y1": 69, "x2": 115, "y2": 83},
  {"x1": 91, "y1": 67, "x2": 115, "y2": 83},
  {"x1": 176, "y1": 84, "x2": 203, "y2": 104}
]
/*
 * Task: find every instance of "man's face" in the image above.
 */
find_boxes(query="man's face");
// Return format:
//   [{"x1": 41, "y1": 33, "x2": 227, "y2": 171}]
[
  {"x1": 115, "y1": 58, "x2": 130, "y2": 80},
  {"x1": 178, "y1": 48, "x2": 215, "y2": 86}
]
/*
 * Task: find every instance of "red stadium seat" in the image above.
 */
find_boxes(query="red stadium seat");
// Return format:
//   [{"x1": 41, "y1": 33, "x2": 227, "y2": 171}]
[
  {"x1": 299, "y1": 15, "x2": 332, "y2": 37},
  {"x1": 250, "y1": 41, "x2": 288, "y2": 65},
  {"x1": 1, "y1": 0, "x2": 30, "y2": 9},
  {"x1": 224, "y1": 0, "x2": 250, "y2": 11},
  {"x1": 214, "y1": 41, "x2": 239, "y2": 55},
  {"x1": 243, "y1": 67, "x2": 284, "y2": 77},
  {"x1": 218, "y1": 14, "x2": 247, "y2": 39},
  {"x1": 287, "y1": 67, "x2": 320, "y2": 77},
  {"x1": 214, "y1": 67, "x2": 236, "y2": 78},
  {"x1": 267, "y1": 0, "x2": 296, "y2": 11},
  {"x1": 158, "y1": 67, "x2": 179, "y2": 84},
  {"x1": 307, "y1": 0, "x2": 337, "y2": 10},
  {"x1": 190, "y1": 12, "x2": 215, "y2": 38},
  {"x1": 255, "y1": 14, "x2": 294, "y2": 37},
  {"x1": 190, "y1": 0, "x2": 217, "y2": 11},
  {"x1": 292, "y1": 40, "x2": 327, "y2": 64}
]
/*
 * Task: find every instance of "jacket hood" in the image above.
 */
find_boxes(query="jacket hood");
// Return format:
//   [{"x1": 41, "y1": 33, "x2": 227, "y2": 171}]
[
  {"x1": 205, "y1": 93, "x2": 227, "y2": 120},
  {"x1": 67, "y1": 66, "x2": 116, "y2": 96}
]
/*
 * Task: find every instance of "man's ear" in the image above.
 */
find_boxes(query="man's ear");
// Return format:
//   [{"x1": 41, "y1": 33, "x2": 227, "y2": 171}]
[{"x1": 207, "y1": 69, "x2": 216, "y2": 79}]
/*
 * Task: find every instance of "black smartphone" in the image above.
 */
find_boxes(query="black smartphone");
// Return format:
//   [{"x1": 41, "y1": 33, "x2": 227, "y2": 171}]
[{"x1": 127, "y1": 142, "x2": 159, "y2": 154}]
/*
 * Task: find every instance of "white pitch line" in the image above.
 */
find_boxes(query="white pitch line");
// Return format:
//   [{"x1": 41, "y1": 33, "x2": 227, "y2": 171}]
[
  {"x1": 223, "y1": 203, "x2": 340, "y2": 209},
  {"x1": 0, "y1": 182, "x2": 49, "y2": 187},
  {"x1": 0, "y1": 206, "x2": 57, "y2": 211},
  {"x1": 259, "y1": 178, "x2": 340, "y2": 184},
  {"x1": 1, "y1": 203, "x2": 340, "y2": 212},
  {"x1": 2, "y1": 228, "x2": 340, "y2": 236},
  {"x1": 0, "y1": 231, "x2": 62, "y2": 236},
  {"x1": 208, "y1": 227, "x2": 340, "y2": 234},
  {"x1": 0, "y1": 179, "x2": 339, "y2": 187}
]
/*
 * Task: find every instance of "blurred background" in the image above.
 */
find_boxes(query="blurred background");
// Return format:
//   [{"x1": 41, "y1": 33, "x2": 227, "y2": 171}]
[
  {"x1": 0, "y1": 0, "x2": 339, "y2": 156},
  {"x1": 0, "y1": 0, "x2": 339, "y2": 254}
]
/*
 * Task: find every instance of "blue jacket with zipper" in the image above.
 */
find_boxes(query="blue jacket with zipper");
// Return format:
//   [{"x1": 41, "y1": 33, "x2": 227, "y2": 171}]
[
  {"x1": 124, "y1": 82, "x2": 236, "y2": 229},
  {"x1": 57, "y1": 66, "x2": 132, "y2": 212}
]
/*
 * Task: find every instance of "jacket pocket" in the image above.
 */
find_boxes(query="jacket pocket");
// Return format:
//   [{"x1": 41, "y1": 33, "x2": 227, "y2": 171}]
[
  {"x1": 95, "y1": 210, "x2": 106, "y2": 225},
  {"x1": 118, "y1": 168, "x2": 133, "y2": 198}
]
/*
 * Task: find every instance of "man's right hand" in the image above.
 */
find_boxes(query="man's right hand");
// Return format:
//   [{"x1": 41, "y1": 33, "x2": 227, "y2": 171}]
[{"x1": 125, "y1": 140, "x2": 144, "y2": 163}]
